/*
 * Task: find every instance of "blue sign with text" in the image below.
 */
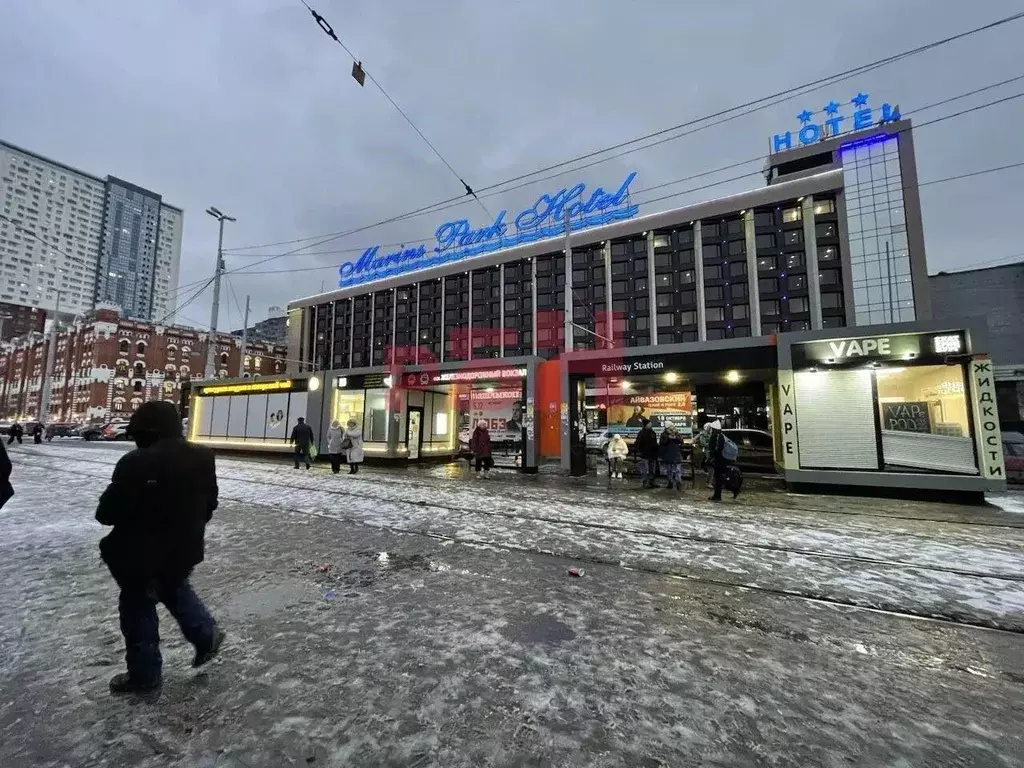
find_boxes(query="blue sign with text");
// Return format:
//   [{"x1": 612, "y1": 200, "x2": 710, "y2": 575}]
[
  {"x1": 772, "y1": 93, "x2": 901, "y2": 153},
  {"x1": 338, "y1": 172, "x2": 639, "y2": 288}
]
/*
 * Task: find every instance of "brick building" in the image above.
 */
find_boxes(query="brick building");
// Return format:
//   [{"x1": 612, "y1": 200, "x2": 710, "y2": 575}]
[
  {"x1": 0, "y1": 305, "x2": 287, "y2": 422},
  {"x1": 0, "y1": 300, "x2": 46, "y2": 342}
]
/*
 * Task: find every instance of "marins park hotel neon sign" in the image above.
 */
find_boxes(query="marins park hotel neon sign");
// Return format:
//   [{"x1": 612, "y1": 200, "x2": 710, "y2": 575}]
[{"x1": 337, "y1": 172, "x2": 639, "y2": 288}]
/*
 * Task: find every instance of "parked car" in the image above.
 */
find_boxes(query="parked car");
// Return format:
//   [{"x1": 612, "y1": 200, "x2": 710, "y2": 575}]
[
  {"x1": 722, "y1": 428, "x2": 776, "y2": 474},
  {"x1": 44, "y1": 423, "x2": 77, "y2": 440},
  {"x1": 103, "y1": 421, "x2": 131, "y2": 441},
  {"x1": 1003, "y1": 431, "x2": 1024, "y2": 484},
  {"x1": 77, "y1": 423, "x2": 108, "y2": 441}
]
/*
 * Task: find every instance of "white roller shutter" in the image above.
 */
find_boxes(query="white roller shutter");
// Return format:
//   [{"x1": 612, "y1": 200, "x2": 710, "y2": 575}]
[
  {"x1": 794, "y1": 369, "x2": 878, "y2": 469},
  {"x1": 881, "y1": 431, "x2": 978, "y2": 474}
]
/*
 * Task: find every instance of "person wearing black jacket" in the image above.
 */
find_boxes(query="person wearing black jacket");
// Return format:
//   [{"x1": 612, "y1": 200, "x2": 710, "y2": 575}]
[
  {"x1": 6, "y1": 422, "x2": 23, "y2": 445},
  {"x1": 707, "y1": 419, "x2": 740, "y2": 501},
  {"x1": 633, "y1": 419, "x2": 660, "y2": 488},
  {"x1": 96, "y1": 401, "x2": 224, "y2": 695},
  {"x1": 290, "y1": 417, "x2": 314, "y2": 470},
  {"x1": 0, "y1": 438, "x2": 12, "y2": 509}
]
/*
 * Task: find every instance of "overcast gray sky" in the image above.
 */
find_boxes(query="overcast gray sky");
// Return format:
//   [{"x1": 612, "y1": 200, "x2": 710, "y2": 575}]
[{"x1": 1, "y1": 0, "x2": 1022, "y2": 330}]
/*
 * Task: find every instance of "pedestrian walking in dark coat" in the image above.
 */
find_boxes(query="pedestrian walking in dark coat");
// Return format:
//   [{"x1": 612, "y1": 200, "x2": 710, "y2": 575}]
[
  {"x1": 32, "y1": 422, "x2": 43, "y2": 444},
  {"x1": 0, "y1": 438, "x2": 12, "y2": 509},
  {"x1": 7, "y1": 422, "x2": 23, "y2": 445},
  {"x1": 633, "y1": 420, "x2": 660, "y2": 488},
  {"x1": 469, "y1": 420, "x2": 493, "y2": 476},
  {"x1": 96, "y1": 401, "x2": 224, "y2": 695},
  {"x1": 290, "y1": 417, "x2": 315, "y2": 470}
]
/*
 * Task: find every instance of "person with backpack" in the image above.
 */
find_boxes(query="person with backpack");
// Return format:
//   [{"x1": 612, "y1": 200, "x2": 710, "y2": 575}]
[{"x1": 707, "y1": 420, "x2": 742, "y2": 501}]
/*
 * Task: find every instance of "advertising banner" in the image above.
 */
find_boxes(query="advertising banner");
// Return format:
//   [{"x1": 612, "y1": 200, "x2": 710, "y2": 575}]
[
  {"x1": 458, "y1": 389, "x2": 524, "y2": 445},
  {"x1": 605, "y1": 391, "x2": 694, "y2": 437}
]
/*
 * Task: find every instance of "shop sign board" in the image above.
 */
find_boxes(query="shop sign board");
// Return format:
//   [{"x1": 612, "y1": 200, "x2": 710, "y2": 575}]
[
  {"x1": 772, "y1": 93, "x2": 901, "y2": 153},
  {"x1": 776, "y1": 370, "x2": 800, "y2": 470},
  {"x1": 881, "y1": 401, "x2": 931, "y2": 433},
  {"x1": 792, "y1": 332, "x2": 964, "y2": 368},
  {"x1": 337, "y1": 172, "x2": 639, "y2": 289},
  {"x1": 969, "y1": 357, "x2": 1006, "y2": 480}
]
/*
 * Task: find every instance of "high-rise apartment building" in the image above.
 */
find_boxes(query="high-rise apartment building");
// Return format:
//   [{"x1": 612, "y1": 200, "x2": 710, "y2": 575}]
[{"x1": 0, "y1": 140, "x2": 182, "y2": 323}]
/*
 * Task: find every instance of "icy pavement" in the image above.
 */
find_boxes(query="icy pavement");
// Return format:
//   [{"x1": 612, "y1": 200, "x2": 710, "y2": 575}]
[{"x1": 1, "y1": 443, "x2": 1023, "y2": 766}]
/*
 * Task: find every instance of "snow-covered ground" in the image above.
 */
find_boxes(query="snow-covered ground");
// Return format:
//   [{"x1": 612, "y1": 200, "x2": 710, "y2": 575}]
[
  {"x1": 2, "y1": 442, "x2": 1023, "y2": 766},
  {"x1": 13, "y1": 443, "x2": 1024, "y2": 631}
]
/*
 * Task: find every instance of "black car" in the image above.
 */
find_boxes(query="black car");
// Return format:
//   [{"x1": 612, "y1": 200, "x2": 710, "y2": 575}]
[
  {"x1": 44, "y1": 423, "x2": 77, "y2": 440},
  {"x1": 722, "y1": 428, "x2": 776, "y2": 474},
  {"x1": 77, "y1": 423, "x2": 108, "y2": 441}
]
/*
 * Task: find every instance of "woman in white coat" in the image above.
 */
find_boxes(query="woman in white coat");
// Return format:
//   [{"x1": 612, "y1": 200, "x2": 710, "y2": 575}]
[
  {"x1": 326, "y1": 420, "x2": 345, "y2": 474},
  {"x1": 344, "y1": 419, "x2": 365, "y2": 475}
]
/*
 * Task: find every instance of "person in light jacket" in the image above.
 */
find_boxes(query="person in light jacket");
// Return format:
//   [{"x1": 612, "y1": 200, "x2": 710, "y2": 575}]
[
  {"x1": 606, "y1": 433, "x2": 629, "y2": 480},
  {"x1": 326, "y1": 420, "x2": 345, "y2": 474},
  {"x1": 344, "y1": 419, "x2": 364, "y2": 474}
]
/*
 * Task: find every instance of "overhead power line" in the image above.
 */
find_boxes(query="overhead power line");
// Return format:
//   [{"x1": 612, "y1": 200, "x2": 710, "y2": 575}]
[
  {"x1": 223, "y1": 10, "x2": 1024, "y2": 255},
  {"x1": 297, "y1": 0, "x2": 490, "y2": 219},
  {"x1": 204, "y1": 84, "x2": 1023, "y2": 286}
]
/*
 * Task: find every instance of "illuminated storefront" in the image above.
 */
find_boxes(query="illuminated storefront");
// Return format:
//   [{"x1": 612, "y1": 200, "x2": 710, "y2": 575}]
[
  {"x1": 559, "y1": 320, "x2": 1006, "y2": 493},
  {"x1": 187, "y1": 375, "x2": 322, "y2": 452}
]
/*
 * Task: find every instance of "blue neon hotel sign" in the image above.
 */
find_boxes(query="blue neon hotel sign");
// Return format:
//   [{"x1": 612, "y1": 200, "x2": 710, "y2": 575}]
[
  {"x1": 338, "y1": 172, "x2": 639, "y2": 288},
  {"x1": 772, "y1": 93, "x2": 901, "y2": 153}
]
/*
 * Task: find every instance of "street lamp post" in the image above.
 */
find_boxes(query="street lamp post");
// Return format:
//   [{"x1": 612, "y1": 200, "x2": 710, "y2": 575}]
[{"x1": 204, "y1": 207, "x2": 235, "y2": 380}]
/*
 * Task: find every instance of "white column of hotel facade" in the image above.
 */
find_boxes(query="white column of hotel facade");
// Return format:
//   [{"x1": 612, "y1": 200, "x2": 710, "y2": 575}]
[
  {"x1": 802, "y1": 196, "x2": 824, "y2": 330},
  {"x1": 645, "y1": 232, "x2": 657, "y2": 345},
  {"x1": 743, "y1": 210, "x2": 762, "y2": 336},
  {"x1": 604, "y1": 240, "x2": 614, "y2": 346},
  {"x1": 693, "y1": 222, "x2": 707, "y2": 341},
  {"x1": 499, "y1": 264, "x2": 505, "y2": 357}
]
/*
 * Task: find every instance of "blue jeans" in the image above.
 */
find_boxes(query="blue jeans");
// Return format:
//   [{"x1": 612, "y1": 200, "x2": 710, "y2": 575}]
[
  {"x1": 662, "y1": 462, "x2": 682, "y2": 485},
  {"x1": 637, "y1": 458, "x2": 656, "y2": 486},
  {"x1": 119, "y1": 580, "x2": 216, "y2": 685}
]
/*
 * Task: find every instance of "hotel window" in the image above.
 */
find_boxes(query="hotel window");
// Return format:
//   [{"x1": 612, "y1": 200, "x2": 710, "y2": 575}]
[
  {"x1": 760, "y1": 300, "x2": 780, "y2": 316},
  {"x1": 706, "y1": 307, "x2": 725, "y2": 322},
  {"x1": 727, "y1": 219, "x2": 744, "y2": 236},
  {"x1": 680, "y1": 270, "x2": 695, "y2": 284},
  {"x1": 758, "y1": 278, "x2": 778, "y2": 294},
  {"x1": 705, "y1": 285, "x2": 725, "y2": 301},
  {"x1": 705, "y1": 265, "x2": 723, "y2": 280},
  {"x1": 782, "y1": 207, "x2": 801, "y2": 223},
  {"x1": 821, "y1": 292, "x2": 844, "y2": 309},
  {"x1": 816, "y1": 222, "x2": 837, "y2": 239},
  {"x1": 675, "y1": 228, "x2": 693, "y2": 246},
  {"x1": 788, "y1": 296, "x2": 809, "y2": 313},
  {"x1": 818, "y1": 245, "x2": 837, "y2": 262},
  {"x1": 680, "y1": 310, "x2": 697, "y2": 325},
  {"x1": 703, "y1": 222, "x2": 720, "y2": 238},
  {"x1": 758, "y1": 256, "x2": 776, "y2": 272},
  {"x1": 819, "y1": 269, "x2": 840, "y2": 286},
  {"x1": 702, "y1": 244, "x2": 720, "y2": 261},
  {"x1": 657, "y1": 312, "x2": 675, "y2": 328},
  {"x1": 731, "y1": 282, "x2": 748, "y2": 300},
  {"x1": 756, "y1": 234, "x2": 775, "y2": 250},
  {"x1": 787, "y1": 274, "x2": 807, "y2": 291},
  {"x1": 783, "y1": 230, "x2": 803, "y2": 246},
  {"x1": 813, "y1": 199, "x2": 836, "y2": 215},
  {"x1": 730, "y1": 261, "x2": 747, "y2": 277},
  {"x1": 754, "y1": 212, "x2": 774, "y2": 228},
  {"x1": 653, "y1": 234, "x2": 670, "y2": 249},
  {"x1": 728, "y1": 240, "x2": 745, "y2": 256},
  {"x1": 732, "y1": 304, "x2": 749, "y2": 319},
  {"x1": 786, "y1": 252, "x2": 805, "y2": 270}
]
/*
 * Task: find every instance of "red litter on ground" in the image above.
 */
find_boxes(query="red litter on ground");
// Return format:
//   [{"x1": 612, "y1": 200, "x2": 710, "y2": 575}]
[
  {"x1": 316, "y1": 563, "x2": 330, "y2": 573},
  {"x1": 567, "y1": 568, "x2": 583, "y2": 578}
]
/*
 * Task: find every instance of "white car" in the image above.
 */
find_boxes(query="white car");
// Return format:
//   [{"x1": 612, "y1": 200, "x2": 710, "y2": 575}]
[{"x1": 585, "y1": 428, "x2": 637, "y2": 455}]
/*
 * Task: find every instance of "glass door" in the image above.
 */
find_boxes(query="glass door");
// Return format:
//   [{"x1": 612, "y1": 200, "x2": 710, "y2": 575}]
[{"x1": 407, "y1": 408, "x2": 423, "y2": 459}]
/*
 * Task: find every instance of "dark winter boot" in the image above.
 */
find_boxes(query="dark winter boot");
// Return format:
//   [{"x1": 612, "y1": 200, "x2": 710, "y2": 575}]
[
  {"x1": 109, "y1": 673, "x2": 161, "y2": 696},
  {"x1": 192, "y1": 627, "x2": 226, "y2": 668}
]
